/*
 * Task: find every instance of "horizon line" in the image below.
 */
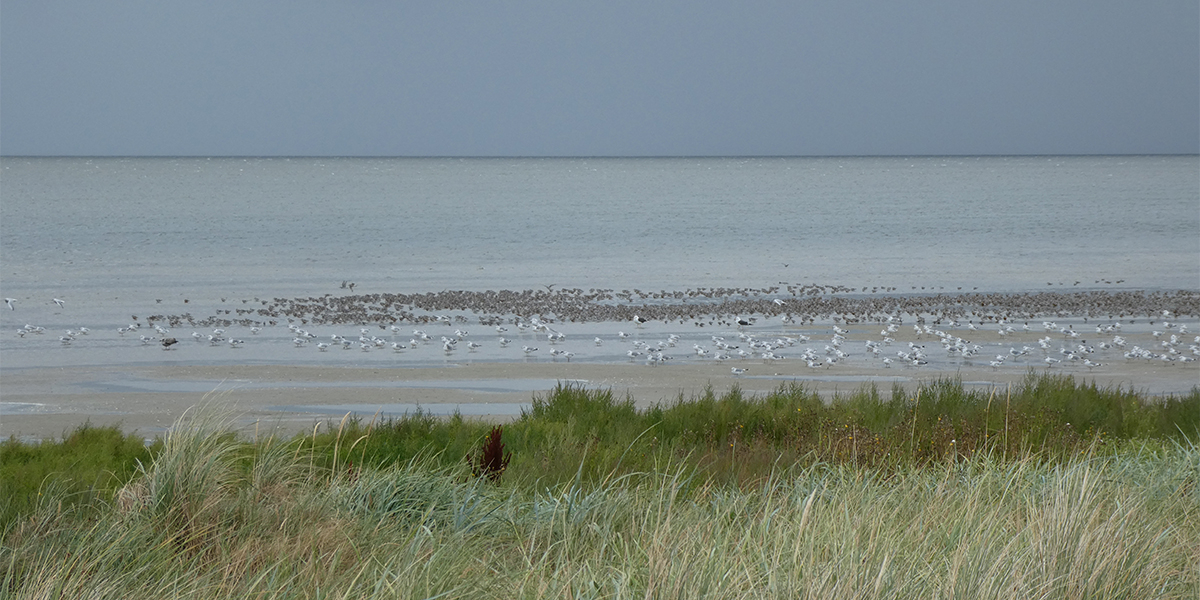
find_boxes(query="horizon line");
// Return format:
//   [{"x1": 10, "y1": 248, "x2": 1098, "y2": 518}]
[{"x1": 1, "y1": 152, "x2": 1197, "y2": 159}]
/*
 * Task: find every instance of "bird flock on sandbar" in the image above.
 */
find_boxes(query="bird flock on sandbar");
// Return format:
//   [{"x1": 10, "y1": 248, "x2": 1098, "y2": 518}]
[{"x1": 8, "y1": 289, "x2": 1199, "y2": 376}]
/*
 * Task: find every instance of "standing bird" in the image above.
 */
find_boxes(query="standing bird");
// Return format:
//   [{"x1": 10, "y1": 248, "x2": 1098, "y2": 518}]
[{"x1": 161, "y1": 337, "x2": 179, "y2": 349}]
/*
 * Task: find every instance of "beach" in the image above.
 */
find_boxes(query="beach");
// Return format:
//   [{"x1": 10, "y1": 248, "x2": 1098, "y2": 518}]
[
  {"x1": 2, "y1": 157, "x2": 1197, "y2": 441},
  {"x1": 4, "y1": 350, "x2": 1196, "y2": 441},
  {"x1": 3, "y1": 286, "x2": 1198, "y2": 441}
]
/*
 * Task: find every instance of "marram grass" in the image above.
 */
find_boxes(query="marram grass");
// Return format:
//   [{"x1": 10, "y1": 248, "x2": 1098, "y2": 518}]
[
  {"x1": 0, "y1": 422, "x2": 159, "y2": 527},
  {"x1": 2, "y1": 373, "x2": 1198, "y2": 598},
  {"x1": 3, "y1": 423, "x2": 1199, "y2": 596},
  {"x1": 300, "y1": 372, "x2": 1199, "y2": 488}
]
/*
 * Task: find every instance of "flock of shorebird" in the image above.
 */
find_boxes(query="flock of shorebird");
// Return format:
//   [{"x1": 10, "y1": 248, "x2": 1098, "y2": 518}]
[{"x1": 11, "y1": 298, "x2": 1199, "y2": 375}]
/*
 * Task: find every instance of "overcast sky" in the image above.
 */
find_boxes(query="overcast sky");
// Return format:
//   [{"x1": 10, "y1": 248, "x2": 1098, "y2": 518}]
[{"x1": 1, "y1": 1, "x2": 1196, "y2": 156}]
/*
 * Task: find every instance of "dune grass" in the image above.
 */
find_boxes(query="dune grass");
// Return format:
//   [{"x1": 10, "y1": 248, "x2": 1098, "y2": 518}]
[
  {"x1": 2, "y1": 373, "x2": 1198, "y2": 598},
  {"x1": 3, "y1": 430, "x2": 1197, "y2": 598},
  {"x1": 302, "y1": 371, "x2": 1198, "y2": 487},
  {"x1": 0, "y1": 423, "x2": 159, "y2": 527}
]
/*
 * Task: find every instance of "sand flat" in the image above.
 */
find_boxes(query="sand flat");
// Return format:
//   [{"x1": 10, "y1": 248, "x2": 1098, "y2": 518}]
[{"x1": 2, "y1": 359, "x2": 1195, "y2": 441}]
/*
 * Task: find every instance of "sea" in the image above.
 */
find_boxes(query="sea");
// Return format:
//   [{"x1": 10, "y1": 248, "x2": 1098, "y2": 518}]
[{"x1": 1, "y1": 155, "x2": 1198, "y2": 375}]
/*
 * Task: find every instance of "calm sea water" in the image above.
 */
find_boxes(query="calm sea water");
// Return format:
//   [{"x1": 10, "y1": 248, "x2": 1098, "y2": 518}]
[
  {"x1": 3, "y1": 156, "x2": 1197, "y2": 302},
  {"x1": 1, "y1": 156, "x2": 1197, "y2": 374}
]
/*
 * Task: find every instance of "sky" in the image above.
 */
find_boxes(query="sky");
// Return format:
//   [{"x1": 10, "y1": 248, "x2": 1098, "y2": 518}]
[{"x1": 1, "y1": 1, "x2": 1197, "y2": 157}]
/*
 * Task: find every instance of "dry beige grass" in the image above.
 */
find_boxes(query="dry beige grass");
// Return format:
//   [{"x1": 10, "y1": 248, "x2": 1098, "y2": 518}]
[{"x1": 4, "y1": 410, "x2": 1197, "y2": 599}]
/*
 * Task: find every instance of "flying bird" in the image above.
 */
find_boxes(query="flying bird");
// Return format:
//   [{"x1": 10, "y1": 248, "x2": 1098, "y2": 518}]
[
  {"x1": 4, "y1": 298, "x2": 15, "y2": 310},
  {"x1": 52, "y1": 298, "x2": 65, "y2": 308}
]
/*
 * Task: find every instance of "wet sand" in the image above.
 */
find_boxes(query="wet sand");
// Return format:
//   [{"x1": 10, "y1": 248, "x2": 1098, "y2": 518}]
[
  {"x1": 4, "y1": 287, "x2": 1198, "y2": 441},
  {"x1": 3, "y1": 359, "x2": 1195, "y2": 441}
]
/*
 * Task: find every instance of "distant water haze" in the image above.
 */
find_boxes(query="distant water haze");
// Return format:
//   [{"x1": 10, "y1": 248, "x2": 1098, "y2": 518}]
[{"x1": 0, "y1": 155, "x2": 1196, "y2": 312}]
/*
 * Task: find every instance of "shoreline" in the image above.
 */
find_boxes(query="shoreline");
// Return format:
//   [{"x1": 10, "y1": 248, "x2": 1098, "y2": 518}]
[
  {"x1": 3, "y1": 359, "x2": 1196, "y2": 442},
  {"x1": 3, "y1": 287, "x2": 1197, "y2": 441}
]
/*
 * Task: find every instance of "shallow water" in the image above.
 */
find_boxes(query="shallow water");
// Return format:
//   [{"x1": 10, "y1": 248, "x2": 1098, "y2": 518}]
[{"x1": 1, "y1": 156, "x2": 1197, "y2": 377}]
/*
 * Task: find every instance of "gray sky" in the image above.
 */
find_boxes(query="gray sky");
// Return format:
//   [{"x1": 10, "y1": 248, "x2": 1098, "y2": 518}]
[{"x1": 2, "y1": 1, "x2": 1197, "y2": 156}]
